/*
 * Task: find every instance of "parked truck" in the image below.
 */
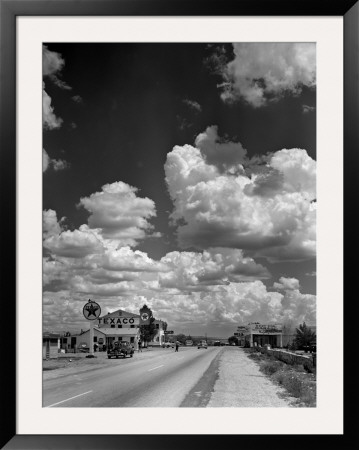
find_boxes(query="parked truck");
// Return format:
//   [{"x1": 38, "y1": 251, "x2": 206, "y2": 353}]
[{"x1": 107, "y1": 341, "x2": 134, "y2": 359}]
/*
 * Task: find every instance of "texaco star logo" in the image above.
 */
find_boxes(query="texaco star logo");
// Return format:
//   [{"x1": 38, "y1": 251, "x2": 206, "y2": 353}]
[
  {"x1": 141, "y1": 312, "x2": 149, "y2": 321},
  {"x1": 83, "y1": 301, "x2": 101, "y2": 320}
]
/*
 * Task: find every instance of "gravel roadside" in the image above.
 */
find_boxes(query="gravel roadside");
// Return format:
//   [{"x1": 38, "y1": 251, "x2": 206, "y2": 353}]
[{"x1": 207, "y1": 347, "x2": 294, "y2": 407}]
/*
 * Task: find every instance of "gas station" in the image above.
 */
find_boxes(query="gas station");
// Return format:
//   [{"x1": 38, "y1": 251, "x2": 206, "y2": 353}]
[{"x1": 57, "y1": 301, "x2": 166, "y2": 355}]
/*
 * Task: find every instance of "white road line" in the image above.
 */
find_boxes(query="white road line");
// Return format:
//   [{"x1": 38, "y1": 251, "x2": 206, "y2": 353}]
[
  {"x1": 148, "y1": 365, "x2": 164, "y2": 372},
  {"x1": 46, "y1": 390, "x2": 93, "y2": 408}
]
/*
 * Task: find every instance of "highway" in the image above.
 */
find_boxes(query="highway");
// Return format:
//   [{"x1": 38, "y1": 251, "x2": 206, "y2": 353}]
[{"x1": 43, "y1": 347, "x2": 223, "y2": 407}]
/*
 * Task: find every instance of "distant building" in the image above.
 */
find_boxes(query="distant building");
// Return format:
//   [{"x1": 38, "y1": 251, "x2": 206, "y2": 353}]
[
  {"x1": 234, "y1": 322, "x2": 316, "y2": 348},
  {"x1": 43, "y1": 332, "x2": 61, "y2": 359},
  {"x1": 237, "y1": 323, "x2": 283, "y2": 348}
]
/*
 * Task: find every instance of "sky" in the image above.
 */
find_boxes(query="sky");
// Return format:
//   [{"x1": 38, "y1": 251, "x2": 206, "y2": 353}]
[{"x1": 43, "y1": 43, "x2": 316, "y2": 337}]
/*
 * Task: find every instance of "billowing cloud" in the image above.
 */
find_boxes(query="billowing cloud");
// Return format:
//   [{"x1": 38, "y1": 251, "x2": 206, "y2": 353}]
[
  {"x1": 42, "y1": 273, "x2": 315, "y2": 334},
  {"x1": 216, "y1": 43, "x2": 316, "y2": 107},
  {"x1": 43, "y1": 209, "x2": 65, "y2": 239},
  {"x1": 43, "y1": 45, "x2": 71, "y2": 90},
  {"x1": 52, "y1": 159, "x2": 69, "y2": 171},
  {"x1": 43, "y1": 86, "x2": 63, "y2": 130},
  {"x1": 43, "y1": 45, "x2": 77, "y2": 131},
  {"x1": 43, "y1": 148, "x2": 69, "y2": 172},
  {"x1": 273, "y1": 276, "x2": 300, "y2": 291},
  {"x1": 43, "y1": 45, "x2": 65, "y2": 76},
  {"x1": 42, "y1": 208, "x2": 315, "y2": 334},
  {"x1": 44, "y1": 225, "x2": 105, "y2": 258},
  {"x1": 164, "y1": 128, "x2": 316, "y2": 262},
  {"x1": 159, "y1": 248, "x2": 270, "y2": 290},
  {"x1": 72, "y1": 95, "x2": 83, "y2": 103},
  {"x1": 195, "y1": 125, "x2": 247, "y2": 172},
  {"x1": 102, "y1": 246, "x2": 168, "y2": 273},
  {"x1": 43, "y1": 149, "x2": 50, "y2": 172},
  {"x1": 183, "y1": 98, "x2": 202, "y2": 112},
  {"x1": 141, "y1": 279, "x2": 315, "y2": 336},
  {"x1": 302, "y1": 104, "x2": 316, "y2": 114},
  {"x1": 78, "y1": 181, "x2": 158, "y2": 246},
  {"x1": 43, "y1": 181, "x2": 315, "y2": 333}
]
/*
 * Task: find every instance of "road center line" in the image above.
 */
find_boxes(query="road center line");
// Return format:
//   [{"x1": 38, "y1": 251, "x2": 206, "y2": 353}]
[
  {"x1": 46, "y1": 390, "x2": 93, "y2": 407},
  {"x1": 148, "y1": 365, "x2": 164, "y2": 372}
]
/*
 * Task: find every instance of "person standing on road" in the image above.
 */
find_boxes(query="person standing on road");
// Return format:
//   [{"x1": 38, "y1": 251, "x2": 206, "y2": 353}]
[
  {"x1": 138, "y1": 340, "x2": 142, "y2": 352},
  {"x1": 175, "y1": 341, "x2": 179, "y2": 352}
]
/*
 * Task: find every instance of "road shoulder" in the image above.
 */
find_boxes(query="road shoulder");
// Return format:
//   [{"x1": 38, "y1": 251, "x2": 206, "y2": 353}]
[{"x1": 207, "y1": 348, "x2": 293, "y2": 407}]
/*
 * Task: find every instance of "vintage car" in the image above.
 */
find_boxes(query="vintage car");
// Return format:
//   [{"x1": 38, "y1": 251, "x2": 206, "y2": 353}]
[
  {"x1": 197, "y1": 340, "x2": 208, "y2": 349},
  {"x1": 107, "y1": 341, "x2": 134, "y2": 359}
]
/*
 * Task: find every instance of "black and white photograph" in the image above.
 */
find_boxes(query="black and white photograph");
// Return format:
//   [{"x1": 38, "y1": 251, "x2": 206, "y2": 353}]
[{"x1": 42, "y1": 42, "x2": 318, "y2": 409}]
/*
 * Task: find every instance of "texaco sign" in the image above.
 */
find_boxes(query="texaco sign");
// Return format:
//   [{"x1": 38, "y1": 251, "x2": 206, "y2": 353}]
[{"x1": 83, "y1": 300, "x2": 101, "y2": 321}]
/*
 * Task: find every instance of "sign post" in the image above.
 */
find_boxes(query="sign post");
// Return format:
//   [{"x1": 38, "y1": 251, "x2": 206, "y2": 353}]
[
  {"x1": 83, "y1": 300, "x2": 101, "y2": 357},
  {"x1": 139, "y1": 305, "x2": 153, "y2": 325}
]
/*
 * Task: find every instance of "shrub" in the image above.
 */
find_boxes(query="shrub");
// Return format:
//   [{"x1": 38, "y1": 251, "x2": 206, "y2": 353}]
[
  {"x1": 272, "y1": 371, "x2": 285, "y2": 385},
  {"x1": 300, "y1": 388, "x2": 316, "y2": 406},
  {"x1": 245, "y1": 346, "x2": 316, "y2": 407},
  {"x1": 282, "y1": 374, "x2": 303, "y2": 397},
  {"x1": 260, "y1": 360, "x2": 282, "y2": 376}
]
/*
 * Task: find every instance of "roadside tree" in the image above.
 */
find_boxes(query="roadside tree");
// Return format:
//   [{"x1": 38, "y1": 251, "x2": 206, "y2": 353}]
[
  {"x1": 228, "y1": 336, "x2": 239, "y2": 345},
  {"x1": 294, "y1": 322, "x2": 316, "y2": 352},
  {"x1": 140, "y1": 317, "x2": 157, "y2": 346},
  {"x1": 176, "y1": 333, "x2": 187, "y2": 345}
]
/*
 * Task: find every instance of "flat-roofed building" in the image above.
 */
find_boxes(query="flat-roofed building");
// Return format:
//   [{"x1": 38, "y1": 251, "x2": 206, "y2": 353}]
[{"x1": 243, "y1": 323, "x2": 283, "y2": 348}]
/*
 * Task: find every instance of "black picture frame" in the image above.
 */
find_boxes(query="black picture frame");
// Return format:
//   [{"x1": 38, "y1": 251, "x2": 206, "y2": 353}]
[{"x1": 1, "y1": 0, "x2": 358, "y2": 448}]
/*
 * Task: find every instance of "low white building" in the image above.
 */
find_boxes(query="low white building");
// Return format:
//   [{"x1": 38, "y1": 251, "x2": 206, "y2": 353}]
[{"x1": 43, "y1": 332, "x2": 60, "y2": 359}]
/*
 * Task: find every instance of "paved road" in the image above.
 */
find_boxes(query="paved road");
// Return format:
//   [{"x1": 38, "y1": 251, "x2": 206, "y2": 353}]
[
  {"x1": 43, "y1": 347, "x2": 222, "y2": 407},
  {"x1": 43, "y1": 347, "x2": 292, "y2": 408}
]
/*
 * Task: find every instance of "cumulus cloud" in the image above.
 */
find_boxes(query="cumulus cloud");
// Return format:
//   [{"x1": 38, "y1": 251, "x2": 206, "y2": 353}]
[
  {"x1": 72, "y1": 95, "x2": 83, "y2": 103},
  {"x1": 195, "y1": 125, "x2": 247, "y2": 172},
  {"x1": 215, "y1": 43, "x2": 316, "y2": 107},
  {"x1": 302, "y1": 104, "x2": 316, "y2": 114},
  {"x1": 102, "y1": 246, "x2": 168, "y2": 273},
  {"x1": 43, "y1": 178, "x2": 315, "y2": 333},
  {"x1": 43, "y1": 45, "x2": 76, "y2": 130},
  {"x1": 52, "y1": 158, "x2": 69, "y2": 171},
  {"x1": 44, "y1": 225, "x2": 105, "y2": 258},
  {"x1": 141, "y1": 279, "x2": 315, "y2": 336},
  {"x1": 43, "y1": 149, "x2": 50, "y2": 172},
  {"x1": 183, "y1": 98, "x2": 202, "y2": 112},
  {"x1": 43, "y1": 209, "x2": 65, "y2": 239},
  {"x1": 159, "y1": 248, "x2": 270, "y2": 291},
  {"x1": 43, "y1": 45, "x2": 71, "y2": 90},
  {"x1": 164, "y1": 128, "x2": 316, "y2": 262},
  {"x1": 78, "y1": 181, "x2": 158, "y2": 246},
  {"x1": 43, "y1": 86, "x2": 63, "y2": 129},
  {"x1": 42, "y1": 213, "x2": 315, "y2": 334},
  {"x1": 43, "y1": 149, "x2": 69, "y2": 172},
  {"x1": 273, "y1": 276, "x2": 300, "y2": 291},
  {"x1": 43, "y1": 274, "x2": 316, "y2": 334},
  {"x1": 42, "y1": 181, "x2": 164, "y2": 300},
  {"x1": 43, "y1": 45, "x2": 65, "y2": 77}
]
